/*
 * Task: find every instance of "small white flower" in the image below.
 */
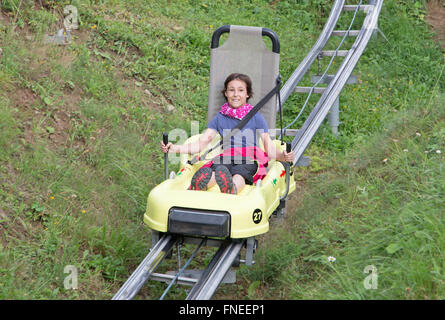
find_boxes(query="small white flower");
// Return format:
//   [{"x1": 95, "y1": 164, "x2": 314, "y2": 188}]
[
  {"x1": 436, "y1": 150, "x2": 441, "y2": 154},
  {"x1": 416, "y1": 132, "x2": 421, "y2": 137},
  {"x1": 328, "y1": 256, "x2": 336, "y2": 262},
  {"x1": 403, "y1": 149, "x2": 408, "y2": 152},
  {"x1": 424, "y1": 150, "x2": 429, "y2": 154}
]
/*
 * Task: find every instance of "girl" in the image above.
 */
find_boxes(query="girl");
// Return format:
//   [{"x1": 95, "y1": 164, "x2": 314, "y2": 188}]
[{"x1": 161, "y1": 73, "x2": 294, "y2": 194}]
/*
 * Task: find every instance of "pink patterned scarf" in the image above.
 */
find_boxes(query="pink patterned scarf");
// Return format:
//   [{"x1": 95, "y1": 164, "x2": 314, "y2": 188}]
[{"x1": 219, "y1": 102, "x2": 253, "y2": 120}]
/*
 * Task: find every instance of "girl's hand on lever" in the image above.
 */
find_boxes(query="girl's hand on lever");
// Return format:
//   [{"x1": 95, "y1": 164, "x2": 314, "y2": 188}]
[
  {"x1": 282, "y1": 150, "x2": 294, "y2": 163},
  {"x1": 161, "y1": 141, "x2": 176, "y2": 153}
]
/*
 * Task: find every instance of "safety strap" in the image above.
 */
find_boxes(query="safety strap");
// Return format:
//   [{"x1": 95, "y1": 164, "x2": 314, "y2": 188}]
[{"x1": 188, "y1": 76, "x2": 282, "y2": 165}]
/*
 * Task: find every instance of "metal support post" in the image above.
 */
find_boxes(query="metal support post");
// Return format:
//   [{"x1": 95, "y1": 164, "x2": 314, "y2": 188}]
[
  {"x1": 327, "y1": 97, "x2": 340, "y2": 135},
  {"x1": 311, "y1": 74, "x2": 357, "y2": 135}
]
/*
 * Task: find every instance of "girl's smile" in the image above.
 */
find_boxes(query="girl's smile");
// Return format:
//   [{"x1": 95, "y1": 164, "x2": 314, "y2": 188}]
[{"x1": 224, "y1": 79, "x2": 249, "y2": 109}]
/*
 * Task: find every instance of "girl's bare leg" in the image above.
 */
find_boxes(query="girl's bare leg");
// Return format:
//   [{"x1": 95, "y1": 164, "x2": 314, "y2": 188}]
[
  {"x1": 207, "y1": 172, "x2": 217, "y2": 189},
  {"x1": 232, "y1": 174, "x2": 245, "y2": 194}
]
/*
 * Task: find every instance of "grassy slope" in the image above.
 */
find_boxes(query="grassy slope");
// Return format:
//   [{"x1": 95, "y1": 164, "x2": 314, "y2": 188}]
[{"x1": 0, "y1": 0, "x2": 443, "y2": 299}]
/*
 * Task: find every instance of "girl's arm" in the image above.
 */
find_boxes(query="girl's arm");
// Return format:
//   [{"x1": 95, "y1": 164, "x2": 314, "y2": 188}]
[
  {"x1": 161, "y1": 128, "x2": 217, "y2": 154},
  {"x1": 261, "y1": 132, "x2": 294, "y2": 162}
]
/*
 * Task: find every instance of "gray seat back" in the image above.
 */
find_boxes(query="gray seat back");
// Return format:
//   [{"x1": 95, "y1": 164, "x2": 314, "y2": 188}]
[{"x1": 207, "y1": 25, "x2": 280, "y2": 130}]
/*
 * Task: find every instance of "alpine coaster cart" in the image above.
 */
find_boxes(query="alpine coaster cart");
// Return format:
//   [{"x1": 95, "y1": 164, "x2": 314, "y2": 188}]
[{"x1": 114, "y1": 25, "x2": 294, "y2": 300}]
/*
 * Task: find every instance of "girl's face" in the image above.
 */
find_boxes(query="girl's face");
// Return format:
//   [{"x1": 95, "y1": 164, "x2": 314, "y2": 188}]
[{"x1": 224, "y1": 79, "x2": 249, "y2": 109}]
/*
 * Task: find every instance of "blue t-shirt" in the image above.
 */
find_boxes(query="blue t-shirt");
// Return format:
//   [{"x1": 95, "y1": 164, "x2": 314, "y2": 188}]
[{"x1": 207, "y1": 112, "x2": 269, "y2": 149}]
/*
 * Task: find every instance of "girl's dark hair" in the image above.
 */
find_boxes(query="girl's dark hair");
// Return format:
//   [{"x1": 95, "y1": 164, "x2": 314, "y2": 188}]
[{"x1": 222, "y1": 73, "x2": 253, "y2": 102}]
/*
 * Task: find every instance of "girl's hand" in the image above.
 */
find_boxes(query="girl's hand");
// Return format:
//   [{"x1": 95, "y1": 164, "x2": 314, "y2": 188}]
[
  {"x1": 282, "y1": 150, "x2": 294, "y2": 162},
  {"x1": 161, "y1": 141, "x2": 175, "y2": 153}
]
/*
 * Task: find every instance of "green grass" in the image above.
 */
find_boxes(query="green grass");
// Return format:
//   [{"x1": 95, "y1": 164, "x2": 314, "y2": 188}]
[
  {"x1": 240, "y1": 92, "x2": 444, "y2": 300},
  {"x1": 0, "y1": 0, "x2": 444, "y2": 299}
]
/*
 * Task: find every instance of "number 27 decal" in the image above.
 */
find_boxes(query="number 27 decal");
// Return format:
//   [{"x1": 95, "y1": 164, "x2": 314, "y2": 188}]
[{"x1": 252, "y1": 209, "x2": 262, "y2": 224}]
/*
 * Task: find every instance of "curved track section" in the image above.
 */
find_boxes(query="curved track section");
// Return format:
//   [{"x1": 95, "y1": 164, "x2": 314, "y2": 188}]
[
  {"x1": 279, "y1": 0, "x2": 346, "y2": 104},
  {"x1": 278, "y1": 0, "x2": 384, "y2": 166}
]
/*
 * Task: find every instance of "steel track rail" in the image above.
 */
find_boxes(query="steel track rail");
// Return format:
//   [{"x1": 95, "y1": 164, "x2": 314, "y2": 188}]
[
  {"x1": 186, "y1": 240, "x2": 245, "y2": 300},
  {"x1": 112, "y1": 234, "x2": 178, "y2": 300},
  {"x1": 160, "y1": 237, "x2": 205, "y2": 300},
  {"x1": 278, "y1": 0, "x2": 345, "y2": 106},
  {"x1": 290, "y1": 1, "x2": 383, "y2": 165}
]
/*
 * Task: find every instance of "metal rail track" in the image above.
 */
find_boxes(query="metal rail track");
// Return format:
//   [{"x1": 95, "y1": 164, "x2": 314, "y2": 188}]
[
  {"x1": 186, "y1": 240, "x2": 245, "y2": 300},
  {"x1": 279, "y1": 0, "x2": 346, "y2": 105},
  {"x1": 277, "y1": 0, "x2": 384, "y2": 166},
  {"x1": 113, "y1": 236, "x2": 244, "y2": 300},
  {"x1": 112, "y1": 234, "x2": 178, "y2": 300},
  {"x1": 113, "y1": 0, "x2": 384, "y2": 301}
]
